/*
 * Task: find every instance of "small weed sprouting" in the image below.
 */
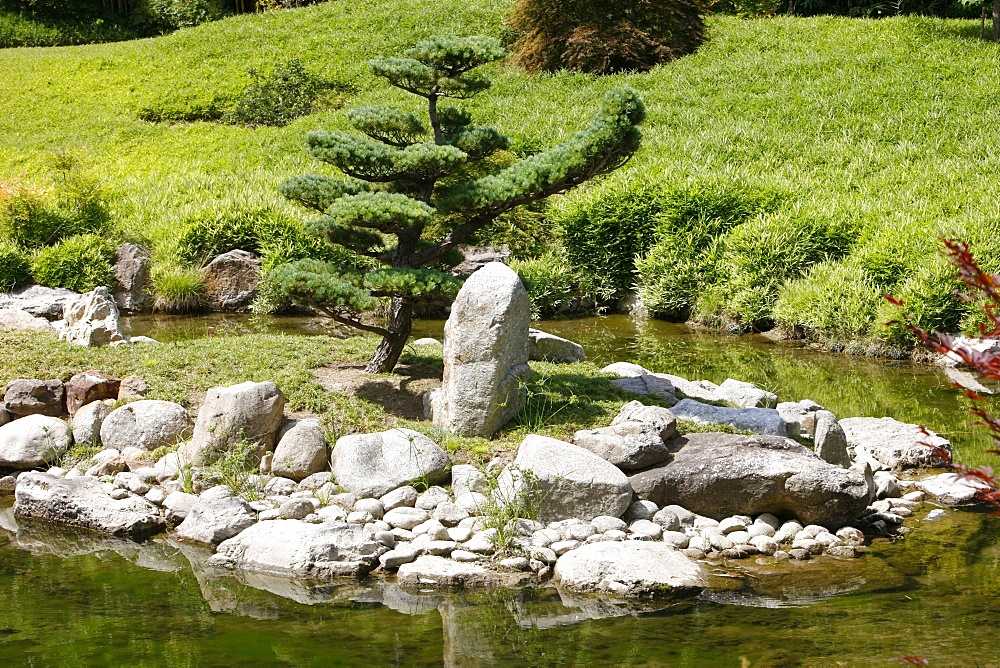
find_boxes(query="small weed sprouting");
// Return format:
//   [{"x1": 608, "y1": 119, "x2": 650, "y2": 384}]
[
  {"x1": 177, "y1": 464, "x2": 196, "y2": 495},
  {"x1": 206, "y1": 439, "x2": 262, "y2": 502},
  {"x1": 47, "y1": 443, "x2": 103, "y2": 472},
  {"x1": 516, "y1": 371, "x2": 579, "y2": 433},
  {"x1": 479, "y1": 465, "x2": 546, "y2": 556}
]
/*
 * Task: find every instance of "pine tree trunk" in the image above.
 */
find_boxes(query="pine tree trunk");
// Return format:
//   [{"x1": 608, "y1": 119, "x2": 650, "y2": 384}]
[
  {"x1": 364, "y1": 296, "x2": 413, "y2": 373},
  {"x1": 994, "y1": 0, "x2": 1000, "y2": 42}
]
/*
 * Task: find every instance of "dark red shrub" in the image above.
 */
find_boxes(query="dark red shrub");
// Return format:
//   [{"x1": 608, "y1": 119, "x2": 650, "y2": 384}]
[{"x1": 508, "y1": 0, "x2": 706, "y2": 75}]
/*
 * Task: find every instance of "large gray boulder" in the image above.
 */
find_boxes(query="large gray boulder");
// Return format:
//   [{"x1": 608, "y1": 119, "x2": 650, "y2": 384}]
[
  {"x1": 200, "y1": 249, "x2": 261, "y2": 311},
  {"x1": 180, "y1": 381, "x2": 285, "y2": 466},
  {"x1": 0, "y1": 414, "x2": 71, "y2": 469},
  {"x1": 0, "y1": 308, "x2": 55, "y2": 333},
  {"x1": 528, "y1": 329, "x2": 585, "y2": 363},
  {"x1": 100, "y1": 400, "x2": 193, "y2": 452},
  {"x1": 14, "y1": 472, "x2": 165, "y2": 539},
  {"x1": 572, "y1": 421, "x2": 671, "y2": 470},
  {"x1": 58, "y1": 286, "x2": 127, "y2": 346},
  {"x1": 496, "y1": 435, "x2": 633, "y2": 522},
  {"x1": 270, "y1": 419, "x2": 328, "y2": 482},
  {"x1": 554, "y1": 542, "x2": 707, "y2": 597},
  {"x1": 175, "y1": 496, "x2": 257, "y2": 545},
  {"x1": 0, "y1": 285, "x2": 79, "y2": 320},
  {"x1": 209, "y1": 520, "x2": 387, "y2": 577},
  {"x1": 112, "y1": 243, "x2": 152, "y2": 313},
  {"x1": 331, "y1": 428, "x2": 449, "y2": 499},
  {"x1": 426, "y1": 262, "x2": 530, "y2": 437},
  {"x1": 839, "y1": 417, "x2": 952, "y2": 470},
  {"x1": 669, "y1": 399, "x2": 787, "y2": 436},
  {"x1": 777, "y1": 400, "x2": 822, "y2": 438},
  {"x1": 4, "y1": 379, "x2": 64, "y2": 417},
  {"x1": 628, "y1": 433, "x2": 873, "y2": 529},
  {"x1": 611, "y1": 401, "x2": 678, "y2": 440},
  {"x1": 717, "y1": 379, "x2": 777, "y2": 408}
]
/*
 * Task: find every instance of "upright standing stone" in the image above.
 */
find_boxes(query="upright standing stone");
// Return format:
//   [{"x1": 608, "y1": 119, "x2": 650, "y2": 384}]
[
  {"x1": 58, "y1": 286, "x2": 127, "y2": 346},
  {"x1": 112, "y1": 243, "x2": 152, "y2": 313},
  {"x1": 426, "y1": 262, "x2": 530, "y2": 437},
  {"x1": 813, "y1": 410, "x2": 850, "y2": 468}
]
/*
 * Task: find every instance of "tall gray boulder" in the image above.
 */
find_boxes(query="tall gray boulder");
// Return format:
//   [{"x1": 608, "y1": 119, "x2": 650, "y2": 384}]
[
  {"x1": 179, "y1": 381, "x2": 285, "y2": 466},
  {"x1": 112, "y1": 243, "x2": 152, "y2": 313},
  {"x1": 426, "y1": 262, "x2": 530, "y2": 437}
]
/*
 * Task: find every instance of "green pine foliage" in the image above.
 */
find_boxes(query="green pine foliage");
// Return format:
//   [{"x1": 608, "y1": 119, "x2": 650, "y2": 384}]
[{"x1": 273, "y1": 34, "x2": 644, "y2": 373}]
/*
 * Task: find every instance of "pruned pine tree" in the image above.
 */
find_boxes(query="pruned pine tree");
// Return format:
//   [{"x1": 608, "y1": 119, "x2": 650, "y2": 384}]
[{"x1": 272, "y1": 35, "x2": 645, "y2": 373}]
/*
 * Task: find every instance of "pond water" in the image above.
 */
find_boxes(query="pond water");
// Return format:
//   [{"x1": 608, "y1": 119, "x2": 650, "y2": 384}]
[{"x1": 1, "y1": 313, "x2": 975, "y2": 665}]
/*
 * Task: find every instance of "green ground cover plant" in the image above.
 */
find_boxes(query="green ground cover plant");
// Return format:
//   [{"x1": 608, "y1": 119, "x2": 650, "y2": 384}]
[{"x1": 1, "y1": 6, "x2": 999, "y2": 350}]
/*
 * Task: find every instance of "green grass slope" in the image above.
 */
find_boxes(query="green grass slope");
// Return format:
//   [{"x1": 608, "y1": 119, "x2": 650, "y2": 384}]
[{"x1": 2, "y1": 5, "x2": 1000, "y2": 346}]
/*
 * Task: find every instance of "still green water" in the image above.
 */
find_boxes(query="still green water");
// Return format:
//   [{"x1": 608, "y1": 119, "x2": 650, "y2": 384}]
[{"x1": 33, "y1": 313, "x2": 987, "y2": 667}]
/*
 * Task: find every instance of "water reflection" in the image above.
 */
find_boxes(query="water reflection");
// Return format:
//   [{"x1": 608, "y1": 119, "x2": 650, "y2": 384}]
[{"x1": 1, "y1": 498, "x2": 998, "y2": 665}]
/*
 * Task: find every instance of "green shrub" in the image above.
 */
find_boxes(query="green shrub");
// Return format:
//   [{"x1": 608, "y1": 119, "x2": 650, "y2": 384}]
[
  {"x1": 138, "y1": 0, "x2": 228, "y2": 30},
  {"x1": 222, "y1": 58, "x2": 340, "y2": 127},
  {"x1": 174, "y1": 207, "x2": 292, "y2": 264},
  {"x1": 635, "y1": 183, "x2": 778, "y2": 320},
  {"x1": 0, "y1": 241, "x2": 30, "y2": 291},
  {"x1": 509, "y1": 0, "x2": 706, "y2": 74},
  {"x1": 773, "y1": 261, "x2": 886, "y2": 338},
  {"x1": 555, "y1": 180, "x2": 666, "y2": 304},
  {"x1": 31, "y1": 234, "x2": 116, "y2": 293},
  {"x1": 174, "y1": 205, "x2": 364, "y2": 272},
  {"x1": 137, "y1": 94, "x2": 231, "y2": 123},
  {"x1": 0, "y1": 163, "x2": 112, "y2": 249},
  {"x1": 510, "y1": 250, "x2": 594, "y2": 318},
  {"x1": 695, "y1": 210, "x2": 858, "y2": 330},
  {"x1": 876, "y1": 252, "x2": 967, "y2": 344},
  {"x1": 637, "y1": 232, "x2": 725, "y2": 321},
  {"x1": 151, "y1": 263, "x2": 206, "y2": 313}
]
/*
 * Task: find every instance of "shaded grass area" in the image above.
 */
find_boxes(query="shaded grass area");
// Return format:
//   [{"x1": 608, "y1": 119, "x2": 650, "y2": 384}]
[{"x1": 0, "y1": 10, "x2": 154, "y2": 48}]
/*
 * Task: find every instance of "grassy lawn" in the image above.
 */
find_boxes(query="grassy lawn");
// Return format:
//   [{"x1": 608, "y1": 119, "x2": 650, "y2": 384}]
[
  {"x1": 2, "y1": 5, "x2": 1000, "y2": 345},
  {"x1": 0, "y1": 328, "x2": 669, "y2": 463}
]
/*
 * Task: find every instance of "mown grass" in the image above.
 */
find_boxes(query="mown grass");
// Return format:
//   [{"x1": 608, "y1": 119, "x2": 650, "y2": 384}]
[
  {"x1": 0, "y1": 329, "x2": 665, "y2": 463},
  {"x1": 1, "y1": 7, "x2": 1000, "y2": 346}
]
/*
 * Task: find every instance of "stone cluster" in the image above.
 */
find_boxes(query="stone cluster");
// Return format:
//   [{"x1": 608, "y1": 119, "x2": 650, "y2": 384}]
[{"x1": 0, "y1": 360, "x2": 974, "y2": 600}]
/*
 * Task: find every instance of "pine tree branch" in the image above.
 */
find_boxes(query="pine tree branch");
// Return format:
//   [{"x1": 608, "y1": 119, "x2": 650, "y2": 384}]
[
  {"x1": 315, "y1": 304, "x2": 391, "y2": 337},
  {"x1": 415, "y1": 151, "x2": 634, "y2": 266}
]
